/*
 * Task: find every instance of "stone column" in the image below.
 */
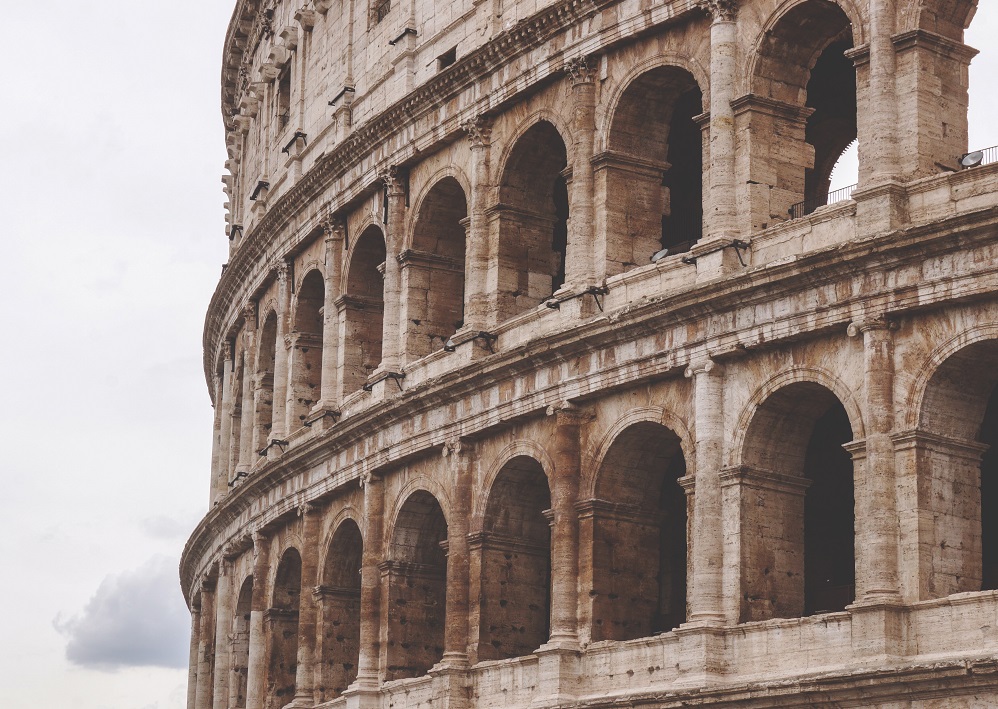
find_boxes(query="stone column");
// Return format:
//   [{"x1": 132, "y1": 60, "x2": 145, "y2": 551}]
[
  {"x1": 290, "y1": 503, "x2": 323, "y2": 707},
  {"x1": 245, "y1": 532, "x2": 271, "y2": 709},
  {"x1": 695, "y1": 0, "x2": 741, "y2": 280},
  {"x1": 350, "y1": 473, "x2": 385, "y2": 694},
  {"x1": 315, "y1": 216, "x2": 344, "y2": 413},
  {"x1": 272, "y1": 261, "x2": 292, "y2": 440},
  {"x1": 442, "y1": 440, "x2": 471, "y2": 665},
  {"x1": 848, "y1": 317, "x2": 901, "y2": 603},
  {"x1": 565, "y1": 57, "x2": 597, "y2": 289},
  {"x1": 546, "y1": 403, "x2": 588, "y2": 646},
  {"x1": 237, "y1": 303, "x2": 258, "y2": 475},
  {"x1": 684, "y1": 358, "x2": 726, "y2": 624},
  {"x1": 210, "y1": 373, "x2": 224, "y2": 505},
  {"x1": 215, "y1": 342, "x2": 235, "y2": 498},
  {"x1": 461, "y1": 116, "x2": 492, "y2": 333},
  {"x1": 865, "y1": 0, "x2": 898, "y2": 184},
  {"x1": 187, "y1": 606, "x2": 201, "y2": 709},
  {"x1": 212, "y1": 555, "x2": 235, "y2": 709},
  {"x1": 379, "y1": 168, "x2": 406, "y2": 373},
  {"x1": 194, "y1": 578, "x2": 217, "y2": 709}
]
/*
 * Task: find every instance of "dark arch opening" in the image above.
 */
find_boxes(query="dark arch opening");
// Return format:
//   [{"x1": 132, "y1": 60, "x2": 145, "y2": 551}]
[
  {"x1": 386, "y1": 491, "x2": 448, "y2": 680},
  {"x1": 267, "y1": 548, "x2": 302, "y2": 707},
  {"x1": 343, "y1": 226, "x2": 386, "y2": 395},
  {"x1": 741, "y1": 383, "x2": 854, "y2": 620},
  {"x1": 605, "y1": 66, "x2": 703, "y2": 270},
  {"x1": 478, "y1": 456, "x2": 552, "y2": 660},
  {"x1": 405, "y1": 177, "x2": 468, "y2": 359},
  {"x1": 290, "y1": 270, "x2": 324, "y2": 426},
  {"x1": 752, "y1": 0, "x2": 856, "y2": 219},
  {"x1": 318, "y1": 520, "x2": 363, "y2": 700},
  {"x1": 495, "y1": 121, "x2": 569, "y2": 319},
  {"x1": 589, "y1": 421, "x2": 687, "y2": 641}
]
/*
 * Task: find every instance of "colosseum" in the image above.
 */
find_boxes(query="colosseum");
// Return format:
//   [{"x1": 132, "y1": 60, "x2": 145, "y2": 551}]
[{"x1": 181, "y1": 0, "x2": 998, "y2": 706}]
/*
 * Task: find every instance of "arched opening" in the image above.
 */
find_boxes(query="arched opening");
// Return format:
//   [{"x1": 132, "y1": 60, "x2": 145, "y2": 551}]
[
  {"x1": 740, "y1": 382, "x2": 855, "y2": 620},
  {"x1": 267, "y1": 548, "x2": 302, "y2": 707},
  {"x1": 587, "y1": 422, "x2": 688, "y2": 641},
  {"x1": 750, "y1": 0, "x2": 857, "y2": 221},
  {"x1": 603, "y1": 66, "x2": 704, "y2": 272},
  {"x1": 493, "y1": 121, "x2": 569, "y2": 320},
  {"x1": 342, "y1": 226, "x2": 386, "y2": 395},
  {"x1": 290, "y1": 269, "x2": 324, "y2": 427},
  {"x1": 230, "y1": 576, "x2": 253, "y2": 708},
  {"x1": 317, "y1": 520, "x2": 363, "y2": 701},
  {"x1": 403, "y1": 177, "x2": 468, "y2": 360},
  {"x1": 254, "y1": 311, "x2": 278, "y2": 452},
  {"x1": 477, "y1": 456, "x2": 552, "y2": 660},
  {"x1": 385, "y1": 491, "x2": 448, "y2": 680},
  {"x1": 914, "y1": 339, "x2": 998, "y2": 597}
]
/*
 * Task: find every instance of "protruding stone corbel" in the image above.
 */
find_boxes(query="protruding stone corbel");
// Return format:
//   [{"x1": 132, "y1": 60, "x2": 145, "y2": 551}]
[
  {"x1": 313, "y1": 0, "x2": 334, "y2": 14},
  {"x1": 696, "y1": 0, "x2": 738, "y2": 21},
  {"x1": 295, "y1": 7, "x2": 318, "y2": 29},
  {"x1": 278, "y1": 26, "x2": 299, "y2": 49}
]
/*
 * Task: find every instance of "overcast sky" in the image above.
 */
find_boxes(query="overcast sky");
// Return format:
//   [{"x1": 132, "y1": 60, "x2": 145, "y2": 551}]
[{"x1": 0, "y1": 3, "x2": 995, "y2": 708}]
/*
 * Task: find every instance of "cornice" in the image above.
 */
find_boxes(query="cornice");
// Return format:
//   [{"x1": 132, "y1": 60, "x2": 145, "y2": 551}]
[{"x1": 183, "y1": 205, "x2": 998, "y2": 599}]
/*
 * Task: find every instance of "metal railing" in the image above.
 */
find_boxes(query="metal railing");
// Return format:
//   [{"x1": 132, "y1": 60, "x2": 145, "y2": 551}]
[
  {"x1": 961, "y1": 145, "x2": 998, "y2": 168},
  {"x1": 788, "y1": 182, "x2": 858, "y2": 220}
]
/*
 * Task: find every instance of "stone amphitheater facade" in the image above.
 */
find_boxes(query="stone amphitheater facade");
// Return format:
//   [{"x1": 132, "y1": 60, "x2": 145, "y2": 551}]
[{"x1": 181, "y1": 0, "x2": 998, "y2": 707}]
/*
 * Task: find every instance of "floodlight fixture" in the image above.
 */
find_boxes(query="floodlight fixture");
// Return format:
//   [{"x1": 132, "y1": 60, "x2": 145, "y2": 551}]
[
  {"x1": 651, "y1": 248, "x2": 670, "y2": 263},
  {"x1": 960, "y1": 151, "x2": 984, "y2": 168}
]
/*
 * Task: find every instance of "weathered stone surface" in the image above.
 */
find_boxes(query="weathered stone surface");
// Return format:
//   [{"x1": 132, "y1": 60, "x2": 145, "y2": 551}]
[{"x1": 185, "y1": 0, "x2": 995, "y2": 707}]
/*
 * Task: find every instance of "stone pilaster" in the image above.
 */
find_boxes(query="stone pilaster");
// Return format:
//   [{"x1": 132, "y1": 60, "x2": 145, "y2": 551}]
[
  {"x1": 696, "y1": 0, "x2": 741, "y2": 281},
  {"x1": 379, "y1": 167, "x2": 405, "y2": 373},
  {"x1": 545, "y1": 402, "x2": 588, "y2": 647},
  {"x1": 210, "y1": 373, "x2": 224, "y2": 505},
  {"x1": 216, "y1": 342, "x2": 235, "y2": 498},
  {"x1": 187, "y1": 606, "x2": 201, "y2": 709},
  {"x1": 315, "y1": 215, "x2": 344, "y2": 414},
  {"x1": 211, "y1": 555, "x2": 235, "y2": 709},
  {"x1": 194, "y1": 577, "x2": 217, "y2": 709},
  {"x1": 565, "y1": 57, "x2": 597, "y2": 290},
  {"x1": 345, "y1": 473, "x2": 384, "y2": 707},
  {"x1": 272, "y1": 261, "x2": 292, "y2": 440},
  {"x1": 848, "y1": 317, "x2": 902, "y2": 604},
  {"x1": 684, "y1": 358, "x2": 726, "y2": 625},
  {"x1": 245, "y1": 532, "x2": 271, "y2": 709},
  {"x1": 442, "y1": 440, "x2": 471, "y2": 666},
  {"x1": 289, "y1": 503, "x2": 323, "y2": 707},
  {"x1": 461, "y1": 116, "x2": 492, "y2": 332},
  {"x1": 237, "y1": 304, "x2": 258, "y2": 476}
]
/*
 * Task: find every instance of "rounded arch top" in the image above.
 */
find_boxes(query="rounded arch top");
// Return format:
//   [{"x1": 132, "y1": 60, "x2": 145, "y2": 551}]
[
  {"x1": 476, "y1": 439, "x2": 555, "y2": 521},
  {"x1": 599, "y1": 56, "x2": 709, "y2": 155},
  {"x1": 494, "y1": 114, "x2": 573, "y2": 203},
  {"x1": 898, "y1": 0, "x2": 978, "y2": 39},
  {"x1": 732, "y1": 366, "x2": 865, "y2": 471},
  {"x1": 584, "y1": 406, "x2": 694, "y2": 499},
  {"x1": 344, "y1": 222, "x2": 387, "y2": 298}
]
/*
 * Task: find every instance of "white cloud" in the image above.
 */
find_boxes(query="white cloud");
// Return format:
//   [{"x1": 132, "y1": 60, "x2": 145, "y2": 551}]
[{"x1": 55, "y1": 556, "x2": 190, "y2": 672}]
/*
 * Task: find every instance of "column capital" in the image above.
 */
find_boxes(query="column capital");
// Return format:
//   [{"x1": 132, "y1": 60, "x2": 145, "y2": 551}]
[
  {"x1": 275, "y1": 259, "x2": 291, "y2": 285},
  {"x1": 461, "y1": 115, "x2": 493, "y2": 148},
  {"x1": 696, "y1": 0, "x2": 738, "y2": 21},
  {"x1": 441, "y1": 437, "x2": 470, "y2": 458},
  {"x1": 241, "y1": 302, "x2": 258, "y2": 329},
  {"x1": 379, "y1": 165, "x2": 406, "y2": 196},
  {"x1": 565, "y1": 55, "x2": 599, "y2": 86},
  {"x1": 321, "y1": 213, "x2": 346, "y2": 242},
  {"x1": 222, "y1": 340, "x2": 234, "y2": 362},
  {"x1": 297, "y1": 500, "x2": 322, "y2": 518},
  {"x1": 685, "y1": 357, "x2": 722, "y2": 379},
  {"x1": 359, "y1": 471, "x2": 382, "y2": 488},
  {"x1": 546, "y1": 401, "x2": 594, "y2": 427},
  {"x1": 847, "y1": 316, "x2": 899, "y2": 337}
]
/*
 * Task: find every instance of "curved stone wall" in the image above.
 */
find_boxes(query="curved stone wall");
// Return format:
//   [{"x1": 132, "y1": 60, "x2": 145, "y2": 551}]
[{"x1": 184, "y1": 0, "x2": 998, "y2": 707}]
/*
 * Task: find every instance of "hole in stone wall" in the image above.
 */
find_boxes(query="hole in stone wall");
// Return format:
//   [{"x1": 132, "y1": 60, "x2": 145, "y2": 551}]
[
  {"x1": 318, "y1": 520, "x2": 362, "y2": 700},
  {"x1": 343, "y1": 226, "x2": 387, "y2": 394}
]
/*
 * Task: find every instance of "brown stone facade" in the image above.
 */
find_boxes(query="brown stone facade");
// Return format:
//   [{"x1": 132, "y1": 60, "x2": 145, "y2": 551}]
[{"x1": 184, "y1": 0, "x2": 998, "y2": 707}]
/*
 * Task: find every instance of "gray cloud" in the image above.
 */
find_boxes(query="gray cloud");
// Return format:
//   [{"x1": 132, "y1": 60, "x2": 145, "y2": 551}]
[{"x1": 55, "y1": 556, "x2": 190, "y2": 671}]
